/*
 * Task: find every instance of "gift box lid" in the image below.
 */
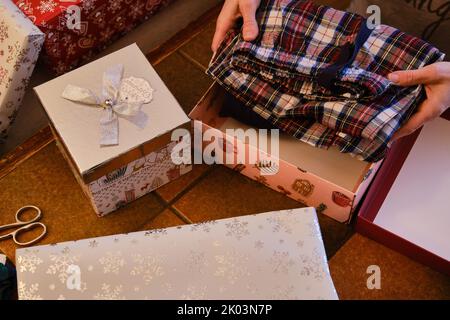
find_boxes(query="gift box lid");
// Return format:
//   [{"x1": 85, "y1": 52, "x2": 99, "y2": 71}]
[
  {"x1": 15, "y1": 207, "x2": 338, "y2": 300},
  {"x1": 34, "y1": 43, "x2": 190, "y2": 176},
  {"x1": 358, "y1": 112, "x2": 450, "y2": 274}
]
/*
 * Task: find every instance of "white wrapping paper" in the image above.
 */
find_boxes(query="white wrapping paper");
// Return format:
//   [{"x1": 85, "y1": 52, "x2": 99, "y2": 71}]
[
  {"x1": 16, "y1": 207, "x2": 338, "y2": 300},
  {"x1": 0, "y1": 0, "x2": 44, "y2": 144}
]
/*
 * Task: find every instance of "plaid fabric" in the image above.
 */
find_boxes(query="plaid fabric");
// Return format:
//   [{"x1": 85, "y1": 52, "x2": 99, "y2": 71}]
[{"x1": 207, "y1": 0, "x2": 445, "y2": 162}]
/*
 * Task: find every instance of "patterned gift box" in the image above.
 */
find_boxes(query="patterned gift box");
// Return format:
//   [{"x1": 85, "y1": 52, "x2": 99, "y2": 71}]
[
  {"x1": 13, "y1": 0, "x2": 174, "y2": 74},
  {"x1": 16, "y1": 207, "x2": 338, "y2": 300},
  {"x1": 0, "y1": 0, "x2": 44, "y2": 144},
  {"x1": 190, "y1": 84, "x2": 383, "y2": 223},
  {"x1": 34, "y1": 43, "x2": 192, "y2": 216}
]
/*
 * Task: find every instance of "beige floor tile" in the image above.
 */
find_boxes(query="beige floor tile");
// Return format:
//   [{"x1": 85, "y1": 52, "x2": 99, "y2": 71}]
[
  {"x1": 329, "y1": 234, "x2": 450, "y2": 299},
  {"x1": 140, "y1": 209, "x2": 186, "y2": 230},
  {"x1": 156, "y1": 164, "x2": 213, "y2": 202},
  {"x1": 179, "y1": 19, "x2": 217, "y2": 70},
  {"x1": 0, "y1": 143, "x2": 166, "y2": 262},
  {"x1": 173, "y1": 165, "x2": 352, "y2": 257},
  {"x1": 154, "y1": 52, "x2": 213, "y2": 115}
]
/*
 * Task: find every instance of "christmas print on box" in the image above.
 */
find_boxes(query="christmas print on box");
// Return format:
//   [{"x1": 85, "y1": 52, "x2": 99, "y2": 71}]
[
  {"x1": 88, "y1": 141, "x2": 191, "y2": 216},
  {"x1": 0, "y1": 0, "x2": 44, "y2": 144},
  {"x1": 16, "y1": 207, "x2": 338, "y2": 300},
  {"x1": 35, "y1": 44, "x2": 192, "y2": 216},
  {"x1": 13, "y1": 0, "x2": 174, "y2": 74}
]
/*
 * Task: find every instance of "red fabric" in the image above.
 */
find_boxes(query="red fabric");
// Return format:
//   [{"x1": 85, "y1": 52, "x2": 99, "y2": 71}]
[{"x1": 13, "y1": 0, "x2": 173, "y2": 74}]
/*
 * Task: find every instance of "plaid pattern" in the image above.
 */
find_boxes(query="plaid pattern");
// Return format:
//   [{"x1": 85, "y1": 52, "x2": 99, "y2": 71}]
[{"x1": 207, "y1": 0, "x2": 445, "y2": 162}]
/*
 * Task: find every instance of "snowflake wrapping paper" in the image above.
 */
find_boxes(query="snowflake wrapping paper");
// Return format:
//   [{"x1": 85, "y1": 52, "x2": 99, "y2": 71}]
[
  {"x1": 0, "y1": 0, "x2": 44, "y2": 144},
  {"x1": 15, "y1": 208, "x2": 338, "y2": 300},
  {"x1": 13, "y1": 0, "x2": 174, "y2": 74}
]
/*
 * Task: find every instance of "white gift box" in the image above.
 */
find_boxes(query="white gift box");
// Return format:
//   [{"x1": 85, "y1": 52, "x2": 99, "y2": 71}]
[
  {"x1": 0, "y1": 0, "x2": 44, "y2": 144},
  {"x1": 34, "y1": 44, "x2": 192, "y2": 216},
  {"x1": 16, "y1": 207, "x2": 338, "y2": 300}
]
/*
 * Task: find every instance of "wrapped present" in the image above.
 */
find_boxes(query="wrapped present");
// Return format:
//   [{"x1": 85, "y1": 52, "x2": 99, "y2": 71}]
[
  {"x1": 13, "y1": 0, "x2": 174, "y2": 74},
  {"x1": 16, "y1": 207, "x2": 338, "y2": 300},
  {"x1": 34, "y1": 44, "x2": 192, "y2": 216},
  {"x1": 0, "y1": 0, "x2": 44, "y2": 144}
]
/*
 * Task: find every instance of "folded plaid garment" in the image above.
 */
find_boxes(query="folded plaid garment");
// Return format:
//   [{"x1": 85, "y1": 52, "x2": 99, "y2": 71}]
[{"x1": 207, "y1": 0, "x2": 445, "y2": 162}]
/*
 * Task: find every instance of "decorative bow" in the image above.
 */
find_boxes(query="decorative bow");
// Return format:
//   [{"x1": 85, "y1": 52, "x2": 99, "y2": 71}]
[{"x1": 61, "y1": 64, "x2": 152, "y2": 146}]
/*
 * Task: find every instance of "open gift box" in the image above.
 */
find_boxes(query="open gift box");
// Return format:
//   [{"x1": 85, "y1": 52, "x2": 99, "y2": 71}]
[
  {"x1": 15, "y1": 207, "x2": 338, "y2": 300},
  {"x1": 189, "y1": 84, "x2": 383, "y2": 223},
  {"x1": 33, "y1": 44, "x2": 192, "y2": 216},
  {"x1": 357, "y1": 110, "x2": 450, "y2": 275}
]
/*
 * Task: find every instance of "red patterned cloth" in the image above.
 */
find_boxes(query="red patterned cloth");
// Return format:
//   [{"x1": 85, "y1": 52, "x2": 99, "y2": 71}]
[
  {"x1": 208, "y1": 0, "x2": 445, "y2": 162},
  {"x1": 13, "y1": 0, "x2": 173, "y2": 74}
]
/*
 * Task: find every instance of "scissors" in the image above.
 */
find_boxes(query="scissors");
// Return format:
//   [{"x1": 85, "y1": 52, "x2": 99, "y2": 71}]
[{"x1": 0, "y1": 205, "x2": 47, "y2": 246}]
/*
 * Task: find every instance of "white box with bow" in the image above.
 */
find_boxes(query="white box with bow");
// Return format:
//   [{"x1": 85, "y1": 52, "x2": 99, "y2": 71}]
[{"x1": 34, "y1": 44, "x2": 192, "y2": 216}]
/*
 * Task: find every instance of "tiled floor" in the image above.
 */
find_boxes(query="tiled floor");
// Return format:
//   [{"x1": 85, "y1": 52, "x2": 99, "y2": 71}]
[{"x1": 0, "y1": 0, "x2": 449, "y2": 299}]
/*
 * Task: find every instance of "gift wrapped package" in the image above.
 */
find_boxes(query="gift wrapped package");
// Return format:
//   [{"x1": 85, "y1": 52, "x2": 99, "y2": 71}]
[
  {"x1": 0, "y1": 0, "x2": 44, "y2": 144},
  {"x1": 13, "y1": 0, "x2": 174, "y2": 74},
  {"x1": 16, "y1": 207, "x2": 338, "y2": 300},
  {"x1": 34, "y1": 43, "x2": 192, "y2": 216}
]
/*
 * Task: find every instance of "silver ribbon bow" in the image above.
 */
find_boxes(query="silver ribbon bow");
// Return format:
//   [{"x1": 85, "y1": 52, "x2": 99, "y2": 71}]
[{"x1": 61, "y1": 64, "x2": 151, "y2": 146}]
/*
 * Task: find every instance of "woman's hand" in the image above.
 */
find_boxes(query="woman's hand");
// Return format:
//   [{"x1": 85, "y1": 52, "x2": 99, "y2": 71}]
[
  {"x1": 212, "y1": 2, "x2": 449, "y2": 142},
  {"x1": 389, "y1": 61, "x2": 450, "y2": 141},
  {"x1": 211, "y1": 0, "x2": 261, "y2": 53}
]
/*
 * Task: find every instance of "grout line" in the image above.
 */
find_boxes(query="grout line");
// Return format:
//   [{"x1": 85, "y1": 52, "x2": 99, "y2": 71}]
[
  {"x1": 165, "y1": 164, "x2": 217, "y2": 206},
  {"x1": 147, "y1": 192, "x2": 194, "y2": 224},
  {"x1": 177, "y1": 50, "x2": 209, "y2": 72},
  {"x1": 169, "y1": 205, "x2": 194, "y2": 224},
  {"x1": 152, "y1": 191, "x2": 172, "y2": 210},
  {"x1": 0, "y1": 126, "x2": 54, "y2": 180},
  {"x1": 155, "y1": 165, "x2": 218, "y2": 224},
  {"x1": 135, "y1": 201, "x2": 172, "y2": 231}
]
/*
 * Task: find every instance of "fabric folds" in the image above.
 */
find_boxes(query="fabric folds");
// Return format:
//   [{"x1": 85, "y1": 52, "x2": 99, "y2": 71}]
[{"x1": 207, "y1": 0, "x2": 445, "y2": 162}]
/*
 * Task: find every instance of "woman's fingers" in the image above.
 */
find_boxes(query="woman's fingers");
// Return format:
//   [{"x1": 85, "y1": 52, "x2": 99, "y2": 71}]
[
  {"x1": 212, "y1": 0, "x2": 240, "y2": 52},
  {"x1": 388, "y1": 64, "x2": 440, "y2": 86},
  {"x1": 212, "y1": 0, "x2": 260, "y2": 52},
  {"x1": 239, "y1": 0, "x2": 260, "y2": 41}
]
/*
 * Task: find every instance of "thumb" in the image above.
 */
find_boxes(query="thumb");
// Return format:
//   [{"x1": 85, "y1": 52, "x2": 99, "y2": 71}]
[
  {"x1": 211, "y1": 0, "x2": 241, "y2": 52},
  {"x1": 388, "y1": 64, "x2": 438, "y2": 86},
  {"x1": 239, "y1": 0, "x2": 260, "y2": 41}
]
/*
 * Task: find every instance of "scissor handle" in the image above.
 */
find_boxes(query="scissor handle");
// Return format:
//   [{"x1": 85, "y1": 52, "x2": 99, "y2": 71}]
[
  {"x1": 15, "y1": 205, "x2": 42, "y2": 224},
  {"x1": 12, "y1": 222, "x2": 47, "y2": 247}
]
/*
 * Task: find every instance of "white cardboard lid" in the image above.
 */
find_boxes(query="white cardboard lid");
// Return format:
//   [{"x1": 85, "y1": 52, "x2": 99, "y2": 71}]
[
  {"x1": 34, "y1": 44, "x2": 190, "y2": 175},
  {"x1": 374, "y1": 117, "x2": 450, "y2": 261}
]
